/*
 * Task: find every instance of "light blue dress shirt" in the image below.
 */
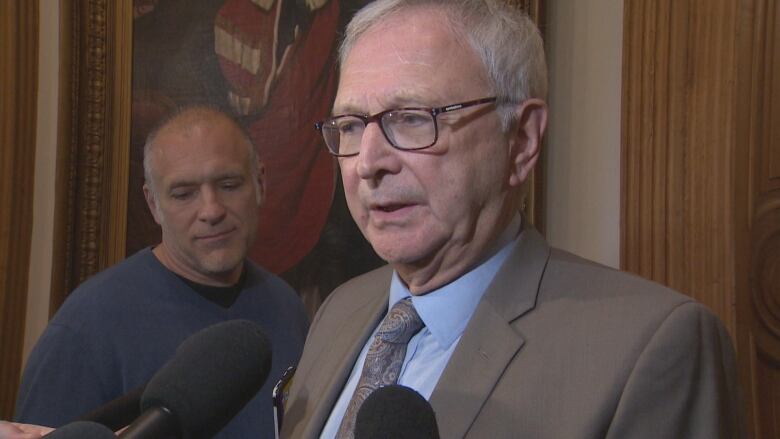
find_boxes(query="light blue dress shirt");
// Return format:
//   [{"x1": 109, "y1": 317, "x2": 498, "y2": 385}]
[{"x1": 319, "y1": 217, "x2": 521, "y2": 438}]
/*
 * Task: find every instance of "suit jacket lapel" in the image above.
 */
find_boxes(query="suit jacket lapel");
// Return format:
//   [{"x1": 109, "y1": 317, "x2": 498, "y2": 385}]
[
  {"x1": 299, "y1": 269, "x2": 390, "y2": 438},
  {"x1": 429, "y1": 225, "x2": 550, "y2": 438}
]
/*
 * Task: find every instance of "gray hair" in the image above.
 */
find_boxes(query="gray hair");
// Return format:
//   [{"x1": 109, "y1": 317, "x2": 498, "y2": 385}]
[
  {"x1": 339, "y1": 0, "x2": 547, "y2": 130},
  {"x1": 143, "y1": 105, "x2": 260, "y2": 199}
]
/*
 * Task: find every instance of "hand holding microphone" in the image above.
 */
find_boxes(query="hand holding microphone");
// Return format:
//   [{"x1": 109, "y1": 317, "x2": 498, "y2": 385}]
[
  {"x1": 43, "y1": 421, "x2": 115, "y2": 438},
  {"x1": 0, "y1": 420, "x2": 53, "y2": 439}
]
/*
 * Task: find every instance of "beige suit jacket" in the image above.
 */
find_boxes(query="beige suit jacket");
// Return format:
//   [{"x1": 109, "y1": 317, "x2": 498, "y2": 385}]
[{"x1": 281, "y1": 226, "x2": 741, "y2": 438}]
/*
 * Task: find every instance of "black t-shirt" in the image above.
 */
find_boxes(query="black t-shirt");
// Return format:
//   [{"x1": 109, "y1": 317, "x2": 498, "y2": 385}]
[{"x1": 176, "y1": 267, "x2": 247, "y2": 308}]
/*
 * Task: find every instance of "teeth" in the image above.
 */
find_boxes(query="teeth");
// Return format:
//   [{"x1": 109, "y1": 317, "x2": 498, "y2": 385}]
[
  {"x1": 214, "y1": 25, "x2": 262, "y2": 75},
  {"x1": 228, "y1": 91, "x2": 253, "y2": 115}
]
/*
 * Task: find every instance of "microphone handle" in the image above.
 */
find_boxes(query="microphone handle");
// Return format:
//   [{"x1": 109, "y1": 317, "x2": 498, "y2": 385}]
[
  {"x1": 118, "y1": 406, "x2": 177, "y2": 439},
  {"x1": 79, "y1": 384, "x2": 145, "y2": 431}
]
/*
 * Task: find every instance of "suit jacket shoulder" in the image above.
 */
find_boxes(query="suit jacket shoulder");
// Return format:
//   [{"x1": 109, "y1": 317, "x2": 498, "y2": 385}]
[{"x1": 431, "y1": 229, "x2": 740, "y2": 438}]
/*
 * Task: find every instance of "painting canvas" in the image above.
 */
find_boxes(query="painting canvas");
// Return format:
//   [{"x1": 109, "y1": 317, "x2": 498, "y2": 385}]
[{"x1": 128, "y1": 0, "x2": 381, "y2": 314}]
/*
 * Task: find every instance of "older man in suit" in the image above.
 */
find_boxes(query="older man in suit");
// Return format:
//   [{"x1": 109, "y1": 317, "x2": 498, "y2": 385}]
[{"x1": 281, "y1": 0, "x2": 742, "y2": 438}]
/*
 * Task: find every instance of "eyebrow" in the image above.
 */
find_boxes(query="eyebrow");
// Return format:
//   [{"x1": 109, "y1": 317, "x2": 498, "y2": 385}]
[
  {"x1": 166, "y1": 172, "x2": 246, "y2": 191},
  {"x1": 167, "y1": 180, "x2": 197, "y2": 191}
]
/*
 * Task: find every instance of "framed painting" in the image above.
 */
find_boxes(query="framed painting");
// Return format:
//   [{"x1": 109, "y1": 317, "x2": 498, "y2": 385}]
[{"x1": 52, "y1": 0, "x2": 545, "y2": 316}]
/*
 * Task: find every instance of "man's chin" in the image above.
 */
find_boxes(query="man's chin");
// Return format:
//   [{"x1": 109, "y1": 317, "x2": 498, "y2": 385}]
[
  {"x1": 372, "y1": 244, "x2": 425, "y2": 267},
  {"x1": 368, "y1": 230, "x2": 440, "y2": 264},
  {"x1": 197, "y1": 253, "x2": 244, "y2": 279}
]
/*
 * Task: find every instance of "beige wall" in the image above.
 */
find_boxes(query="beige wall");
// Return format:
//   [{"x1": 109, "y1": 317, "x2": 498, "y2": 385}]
[
  {"x1": 545, "y1": 0, "x2": 623, "y2": 268},
  {"x1": 24, "y1": 0, "x2": 59, "y2": 364}
]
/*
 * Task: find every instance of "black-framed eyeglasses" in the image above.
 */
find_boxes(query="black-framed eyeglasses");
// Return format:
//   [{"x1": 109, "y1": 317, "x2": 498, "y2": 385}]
[{"x1": 315, "y1": 96, "x2": 497, "y2": 157}]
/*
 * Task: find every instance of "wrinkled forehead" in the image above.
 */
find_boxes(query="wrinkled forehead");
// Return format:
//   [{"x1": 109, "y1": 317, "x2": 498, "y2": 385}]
[{"x1": 335, "y1": 8, "x2": 489, "y2": 112}]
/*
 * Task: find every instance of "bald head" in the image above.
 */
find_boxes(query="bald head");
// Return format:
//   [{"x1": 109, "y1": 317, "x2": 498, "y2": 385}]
[{"x1": 143, "y1": 106, "x2": 259, "y2": 199}]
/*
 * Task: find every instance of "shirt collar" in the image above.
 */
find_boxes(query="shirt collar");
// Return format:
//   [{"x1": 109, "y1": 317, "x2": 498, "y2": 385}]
[{"x1": 389, "y1": 215, "x2": 522, "y2": 349}]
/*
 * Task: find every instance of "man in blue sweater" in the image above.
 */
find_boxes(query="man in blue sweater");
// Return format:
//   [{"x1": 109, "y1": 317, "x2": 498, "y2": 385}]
[{"x1": 14, "y1": 106, "x2": 309, "y2": 438}]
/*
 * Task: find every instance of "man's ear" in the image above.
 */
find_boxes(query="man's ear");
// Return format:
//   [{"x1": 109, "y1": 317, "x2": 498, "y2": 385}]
[
  {"x1": 143, "y1": 184, "x2": 163, "y2": 225},
  {"x1": 508, "y1": 98, "x2": 548, "y2": 187},
  {"x1": 254, "y1": 160, "x2": 266, "y2": 206}
]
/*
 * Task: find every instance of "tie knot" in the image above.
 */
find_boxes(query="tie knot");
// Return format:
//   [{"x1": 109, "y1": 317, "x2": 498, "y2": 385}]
[{"x1": 376, "y1": 298, "x2": 424, "y2": 344}]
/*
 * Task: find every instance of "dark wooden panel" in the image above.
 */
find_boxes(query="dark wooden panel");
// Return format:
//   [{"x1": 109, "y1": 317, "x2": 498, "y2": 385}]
[
  {"x1": 621, "y1": 0, "x2": 738, "y2": 332},
  {"x1": 0, "y1": 0, "x2": 38, "y2": 421},
  {"x1": 621, "y1": 0, "x2": 780, "y2": 436},
  {"x1": 743, "y1": 0, "x2": 780, "y2": 435}
]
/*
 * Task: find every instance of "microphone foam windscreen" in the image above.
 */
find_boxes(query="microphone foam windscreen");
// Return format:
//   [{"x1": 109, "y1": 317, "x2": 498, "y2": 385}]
[
  {"x1": 44, "y1": 420, "x2": 116, "y2": 438},
  {"x1": 354, "y1": 385, "x2": 440, "y2": 439},
  {"x1": 141, "y1": 319, "x2": 272, "y2": 439}
]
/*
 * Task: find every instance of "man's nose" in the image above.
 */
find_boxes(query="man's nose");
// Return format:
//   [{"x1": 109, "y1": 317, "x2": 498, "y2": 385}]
[
  {"x1": 355, "y1": 123, "x2": 401, "y2": 180},
  {"x1": 197, "y1": 187, "x2": 227, "y2": 224}
]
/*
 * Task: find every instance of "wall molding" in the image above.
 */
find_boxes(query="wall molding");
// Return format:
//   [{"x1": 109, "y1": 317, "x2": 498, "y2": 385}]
[{"x1": 50, "y1": 0, "x2": 132, "y2": 312}]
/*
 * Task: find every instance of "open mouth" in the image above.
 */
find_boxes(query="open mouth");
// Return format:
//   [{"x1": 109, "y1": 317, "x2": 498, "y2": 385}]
[
  {"x1": 371, "y1": 203, "x2": 418, "y2": 216},
  {"x1": 376, "y1": 204, "x2": 406, "y2": 212}
]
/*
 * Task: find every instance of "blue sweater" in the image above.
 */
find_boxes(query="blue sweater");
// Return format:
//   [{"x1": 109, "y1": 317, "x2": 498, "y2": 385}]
[{"x1": 15, "y1": 248, "x2": 309, "y2": 438}]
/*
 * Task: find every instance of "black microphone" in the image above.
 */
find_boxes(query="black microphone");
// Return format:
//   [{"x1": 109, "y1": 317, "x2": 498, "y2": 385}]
[
  {"x1": 43, "y1": 420, "x2": 116, "y2": 438},
  {"x1": 354, "y1": 385, "x2": 440, "y2": 439},
  {"x1": 118, "y1": 320, "x2": 272, "y2": 439},
  {"x1": 79, "y1": 384, "x2": 145, "y2": 431}
]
